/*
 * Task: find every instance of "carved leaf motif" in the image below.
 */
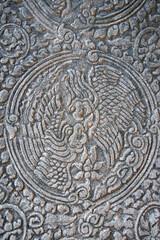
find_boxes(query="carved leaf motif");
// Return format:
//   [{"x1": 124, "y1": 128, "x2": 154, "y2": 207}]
[
  {"x1": 93, "y1": 184, "x2": 107, "y2": 200},
  {"x1": 91, "y1": 171, "x2": 103, "y2": 181},
  {"x1": 93, "y1": 162, "x2": 104, "y2": 170},
  {"x1": 0, "y1": 0, "x2": 160, "y2": 239},
  {"x1": 74, "y1": 171, "x2": 84, "y2": 180}
]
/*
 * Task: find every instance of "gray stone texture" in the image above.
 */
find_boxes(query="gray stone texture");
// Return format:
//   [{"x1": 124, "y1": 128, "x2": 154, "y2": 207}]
[{"x1": 0, "y1": 0, "x2": 160, "y2": 239}]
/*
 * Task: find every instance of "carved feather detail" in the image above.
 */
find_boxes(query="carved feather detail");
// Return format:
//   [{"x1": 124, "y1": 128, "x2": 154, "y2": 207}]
[
  {"x1": 19, "y1": 65, "x2": 146, "y2": 190},
  {"x1": 90, "y1": 65, "x2": 146, "y2": 167}
]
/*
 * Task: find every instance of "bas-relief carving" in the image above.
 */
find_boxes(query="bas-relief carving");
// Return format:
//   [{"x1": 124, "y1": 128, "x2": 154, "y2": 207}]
[
  {"x1": 5, "y1": 52, "x2": 159, "y2": 205},
  {"x1": 0, "y1": 0, "x2": 160, "y2": 239}
]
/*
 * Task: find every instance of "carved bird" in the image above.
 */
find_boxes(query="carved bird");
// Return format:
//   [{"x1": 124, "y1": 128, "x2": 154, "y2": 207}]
[{"x1": 19, "y1": 66, "x2": 146, "y2": 192}]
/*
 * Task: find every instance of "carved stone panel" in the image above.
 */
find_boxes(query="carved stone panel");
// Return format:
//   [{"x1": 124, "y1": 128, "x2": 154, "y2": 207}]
[{"x1": 0, "y1": 0, "x2": 160, "y2": 239}]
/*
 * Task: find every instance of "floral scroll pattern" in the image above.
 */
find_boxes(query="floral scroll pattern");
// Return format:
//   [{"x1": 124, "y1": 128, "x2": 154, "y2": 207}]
[
  {"x1": 135, "y1": 202, "x2": 160, "y2": 240},
  {"x1": 0, "y1": 0, "x2": 159, "y2": 239}
]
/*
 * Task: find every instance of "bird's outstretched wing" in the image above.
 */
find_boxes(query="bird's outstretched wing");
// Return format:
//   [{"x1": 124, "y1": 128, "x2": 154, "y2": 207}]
[
  {"x1": 90, "y1": 65, "x2": 146, "y2": 168},
  {"x1": 34, "y1": 126, "x2": 77, "y2": 191},
  {"x1": 19, "y1": 78, "x2": 74, "y2": 191}
]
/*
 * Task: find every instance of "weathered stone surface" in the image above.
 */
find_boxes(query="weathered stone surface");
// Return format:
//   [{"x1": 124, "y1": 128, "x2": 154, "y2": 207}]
[
  {"x1": 0, "y1": 0, "x2": 160, "y2": 239},
  {"x1": 0, "y1": 89, "x2": 8, "y2": 103}
]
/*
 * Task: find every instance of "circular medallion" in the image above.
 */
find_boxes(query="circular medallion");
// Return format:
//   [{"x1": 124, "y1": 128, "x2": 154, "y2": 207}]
[
  {"x1": 5, "y1": 51, "x2": 159, "y2": 204},
  {"x1": 0, "y1": 204, "x2": 27, "y2": 240},
  {"x1": 24, "y1": 0, "x2": 146, "y2": 31},
  {"x1": 0, "y1": 24, "x2": 30, "y2": 59},
  {"x1": 135, "y1": 202, "x2": 160, "y2": 240},
  {"x1": 134, "y1": 27, "x2": 160, "y2": 68},
  {"x1": 95, "y1": 0, "x2": 147, "y2": 26}
]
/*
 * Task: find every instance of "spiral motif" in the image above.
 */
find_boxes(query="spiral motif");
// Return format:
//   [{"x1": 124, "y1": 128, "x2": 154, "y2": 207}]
[
  {"x1": 79, "y1": 219, "x2": 93, "y2": 237},
  {"x1": 5, "y1": 51, "x2": 158, "y2": 204},
  {"x1": 28, "y1": 212, "x2": 44, "y2": 228}
]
